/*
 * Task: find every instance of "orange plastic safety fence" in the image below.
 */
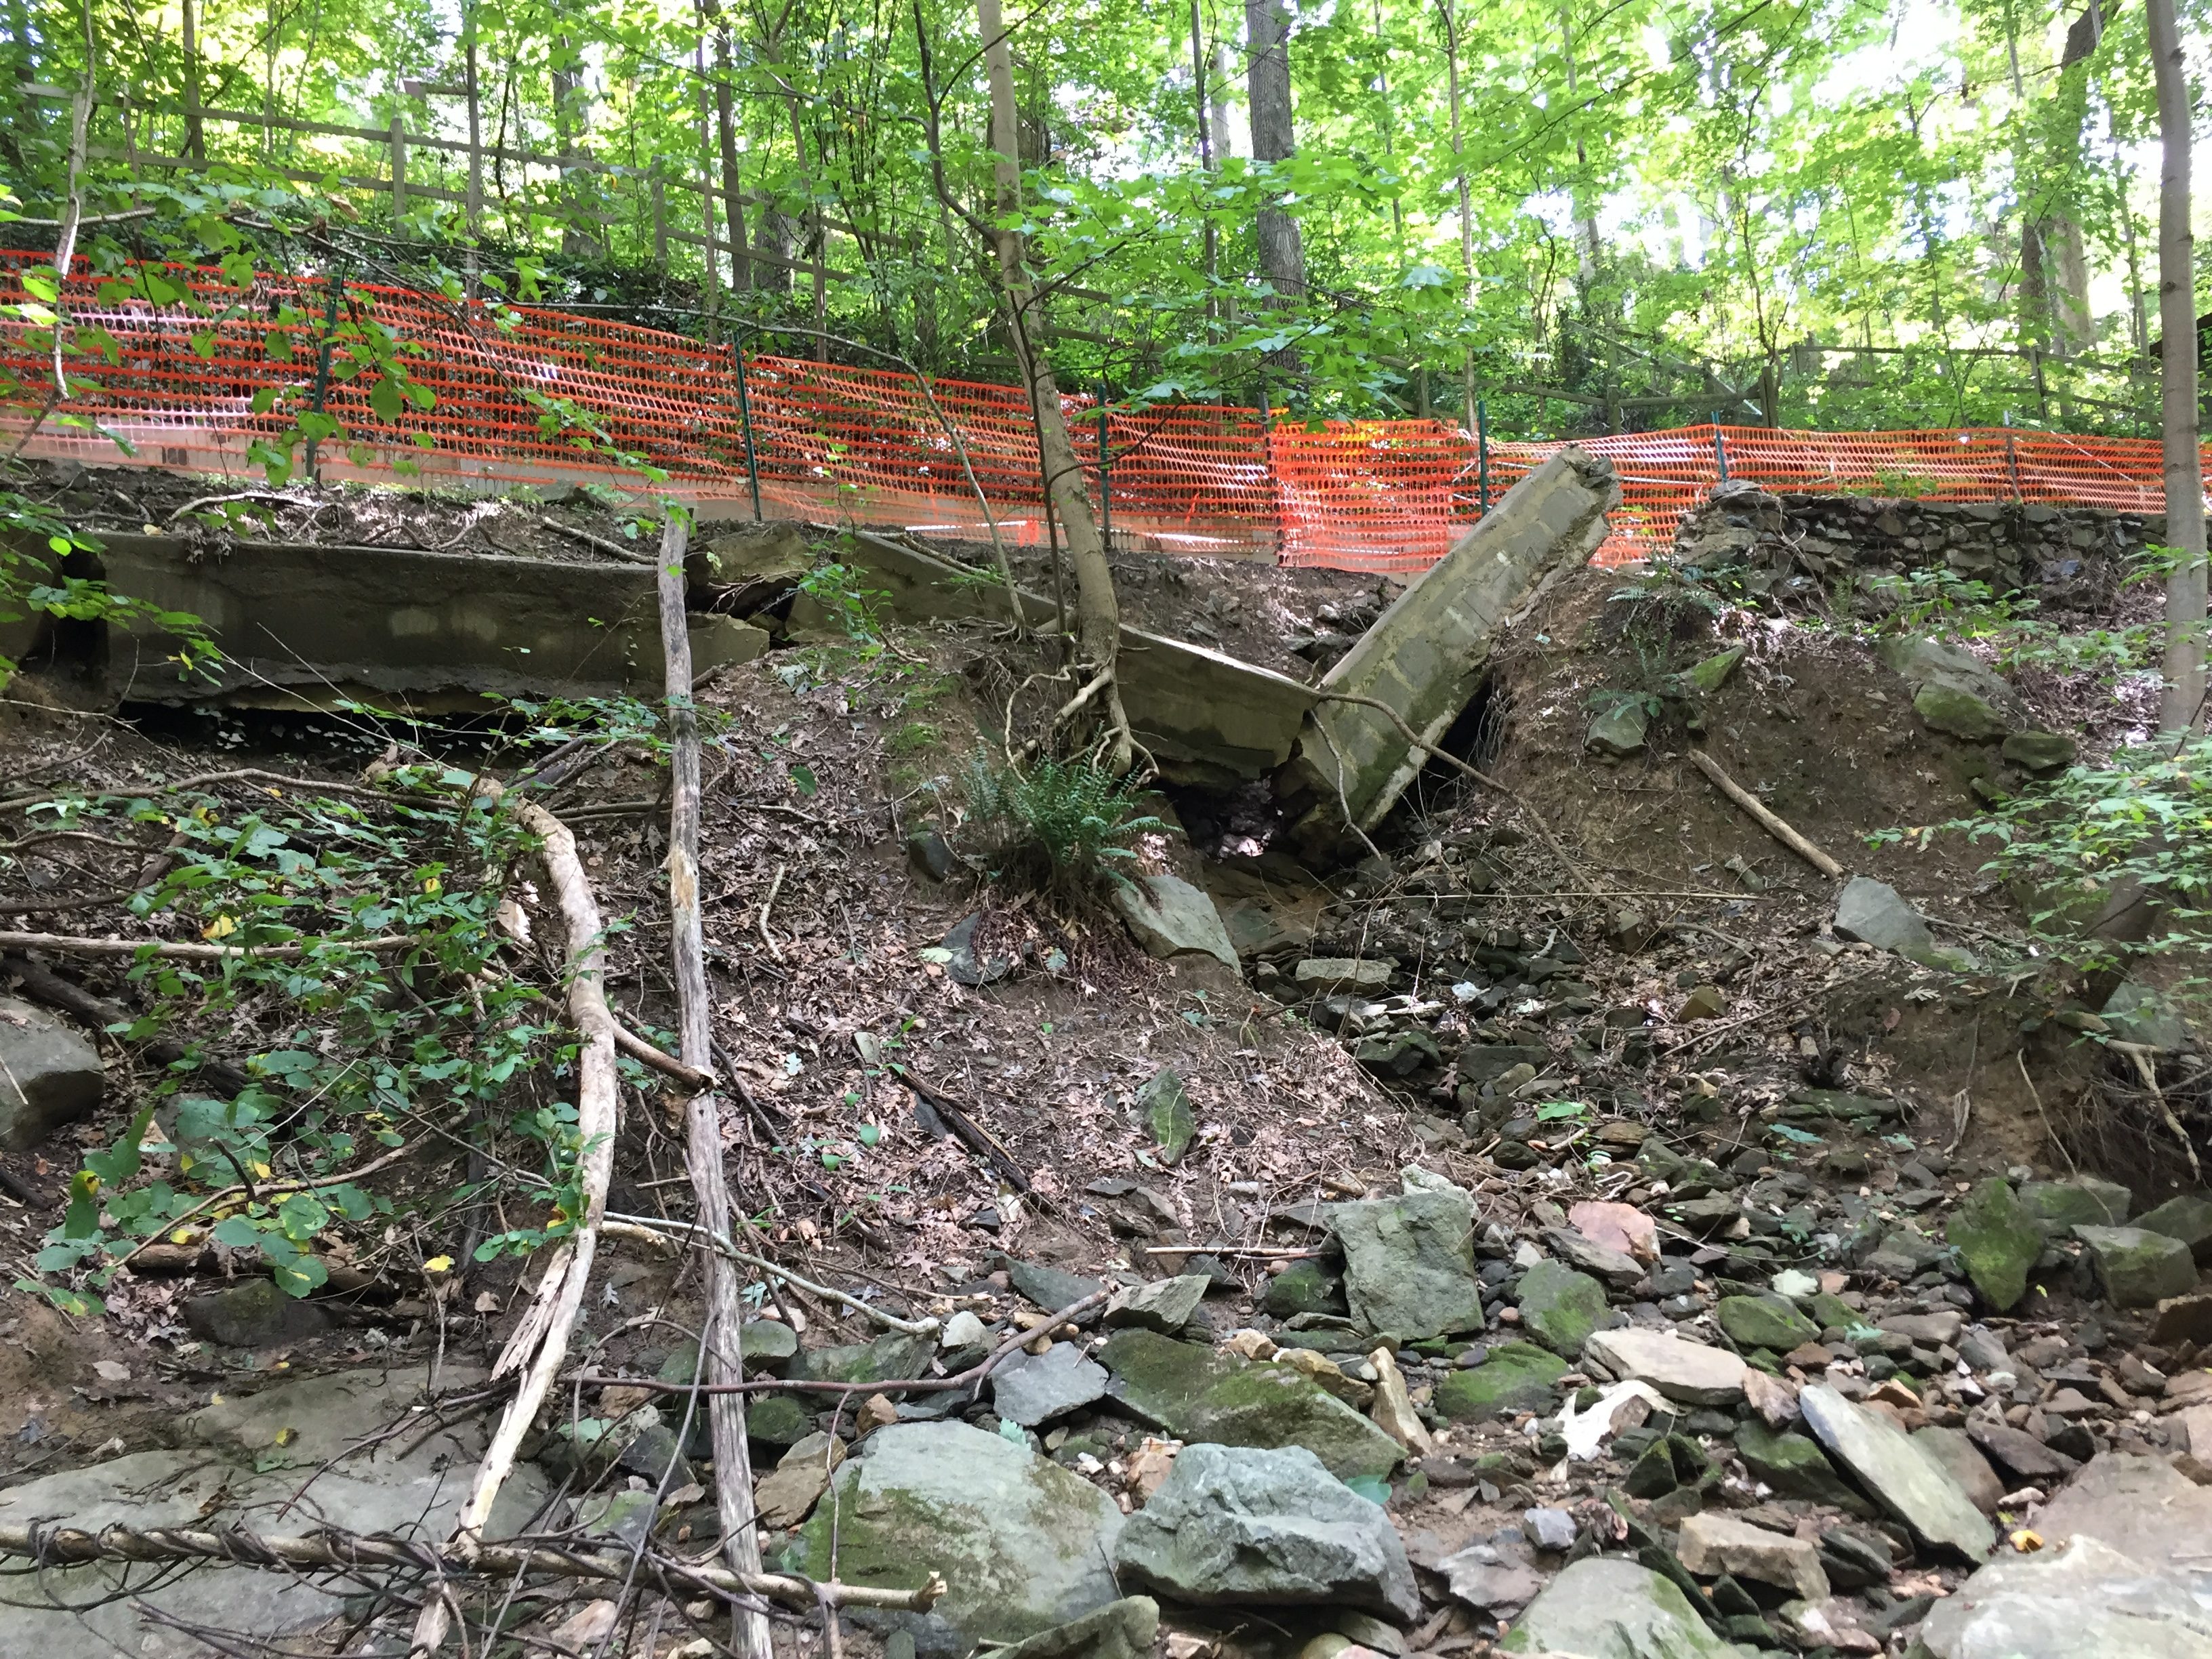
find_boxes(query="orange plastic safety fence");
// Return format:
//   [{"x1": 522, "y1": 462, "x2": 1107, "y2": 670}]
[{"x1": 0, "y1": 253, "x2": 2198, "y2": 574}]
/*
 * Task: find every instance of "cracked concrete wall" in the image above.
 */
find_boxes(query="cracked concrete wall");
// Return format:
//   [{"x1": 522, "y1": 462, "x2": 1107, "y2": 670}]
[{"x1": 1279, "y1": 447, "x2": 1620, "y2": 859}]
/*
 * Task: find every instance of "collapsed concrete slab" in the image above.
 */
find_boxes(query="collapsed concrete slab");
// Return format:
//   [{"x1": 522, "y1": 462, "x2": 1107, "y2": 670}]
[
  {"x1": 777, "y1": 528, "x2": 1319, "y2": 787},
  {"x1": 1275, "y1": 448, "x2": 1618, "y2": 858},
  {"x1": 56, "y1": 533, "x2": 766, "y2": 709}
]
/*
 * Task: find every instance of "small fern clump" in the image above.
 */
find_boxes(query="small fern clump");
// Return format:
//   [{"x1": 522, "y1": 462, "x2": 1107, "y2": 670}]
[{"x1": 962, "y1": 752, "x2": 1167, "y2": 899}]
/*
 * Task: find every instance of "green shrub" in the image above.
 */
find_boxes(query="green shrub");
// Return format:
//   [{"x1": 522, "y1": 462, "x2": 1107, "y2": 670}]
[{"x1": 961, "y1": 752, "x2": 1168, "y2": 898}]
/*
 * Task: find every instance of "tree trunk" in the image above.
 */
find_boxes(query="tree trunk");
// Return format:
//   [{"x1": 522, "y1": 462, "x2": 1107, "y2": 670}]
[
  {"x1": 712, "y1": 22, "x2": 752, "y2": 292},
  {"x1": 976, "y1": 0, "x2": 1131, "y2": 768},
  {"x1": 551, "y1": 35, "x2": 596, "y2": 258},
  {"x1": 1244, "y1": 0, "x2": 1303, "y2": 298},
  {"x1": 1439, "y1": 0, "x2": 1475, "y2": 419},
  {"x1": 2148, "y1": 0, "x2": 2206, "y2": 735},
  {"x1": 180, "y1": 0, "x2": 204, "y2": 159}
]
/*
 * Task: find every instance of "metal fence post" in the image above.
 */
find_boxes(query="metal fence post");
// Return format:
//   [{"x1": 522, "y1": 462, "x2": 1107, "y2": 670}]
[
  {"x1": 304, "y1": 265, "x2": 344, "y2": 483},
  {"x1": 1713, "y1": 418, "x2": 1729, "y2": 482},
  {"x1": 733, "y1": 331, "x2": 763, "y2": 522},
  {"x1": 1097, "y1": 384, "x2": 1112, "y2": 550},
  {"x1": 388, "y1": 117, "x2": 407, "y2": 226},
  {"x1": 1476, "y1": 396, "x2": 1490, "y2": 516}
]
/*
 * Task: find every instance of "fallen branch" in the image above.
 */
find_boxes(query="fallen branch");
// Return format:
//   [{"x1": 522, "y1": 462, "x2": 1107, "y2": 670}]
[
  {"x1": 538, "y1": 515, "x2": 657, "y2": 566},
  {"x1": 0, "y1": 1521, "x2": 942, "y2": 1614},
  {"x1": 602, "y1": 1211, "x2": 940, "y2": 1337},
  {"x1": 1686, "y1": 749, "x2": 1844, "y2": 878},
  {"x1": 758, "y1": 861, "x2": 788, "y2": 962},
  {"x1": 409, "y1": 787, "x2": 619, "y2": 1658},
  {"x1": 892, "y1": 1063, "x2": 1030, "y2": 1192},
  {"x1": 575, "y1": 1288, "x2": 1108, "y2": 1400},
  {"x1": 165, "y1": 490, "x2": 304, "y2": 524},
  {"x1": 2110, "y1": 1040, "x2": 2203, "y2": 1184},
  {"x1": 3, "y1": 953, "x2": 253, "y2": 1096},
  {"x1": 656, "y1": 512, "x2": 773, "y2": 1659},
  {"x1": 0, "y1": 928, "x2": 421, "y2": 961},
  {"x1": 610, "y1": 1022, "x2": 715, "y2": 1092}
]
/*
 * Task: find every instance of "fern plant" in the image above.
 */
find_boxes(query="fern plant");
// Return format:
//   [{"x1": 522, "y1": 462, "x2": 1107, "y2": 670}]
[{"x1": 961, "y1": 752, "x2": 1168, "y2": 899}]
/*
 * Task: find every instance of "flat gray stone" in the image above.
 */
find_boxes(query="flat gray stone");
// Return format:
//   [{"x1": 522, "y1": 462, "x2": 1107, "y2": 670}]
[
  {"x1": 1294, "y1": 957, "x2": 1392, "y2": 994},
  {"x1": 1917, "y1": 1535, "x2": 2212, "y2": 1659},
  {"x1": 1832, "y1": 876, "x2": 1935, "y2": 956},
  {"x1": 1113, "y1": 874, "x2": 1237, "y2": 967},
  {"x1": 2030, "y1": 1453, "x2": 2212, "y2": 1593},
  {"x1": 993, "y1": 1342, "x2": 1111, "y2": 1427},
  {"x1": 1508, "y1": 1555, "x2": 1748, "y2": 1658},
  {"x1": 788, "y1": 1422, "x2": 1124, "y2": 1654},
  {"x1": 2074, "y1": 1225, "x2": 2200, "y2": 1308},
  {"x1": 1798, "y1": 1382, "x2": 1994, "y2": 1560},
  {"x1": 1677, "y1": 1511, "x2": 1829, "y2": 1601},
  {"x1": 1436, "y1": 1544, "x2": 1542, "y2": 1615},
  {"x1": 990, "y1": 1598, "x2": 1160, "y2": 1659},
  {"x1": 1103, "y1": 1274, "x2": 1210, "y2": 1334},
  {"x1": 1111, "y1": 1443, "x2": 1418, "y2": 1622},
  {"x1": 1329, "y1": 1187, "x2": 1485, "y2": 1340},
  {"x1": 0, "y1": 996, "x2": 102, "y2": 1150},
  {"x1": 1584, "y1": 1327, "x2": 1748, "y2": 1406}
]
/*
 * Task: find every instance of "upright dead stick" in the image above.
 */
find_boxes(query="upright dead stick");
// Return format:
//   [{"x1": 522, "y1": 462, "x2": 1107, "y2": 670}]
[
  {"x1": 407, "y1": 788, "x2": 618, "y2": 1658},
  {"x1": 1686, "y1": 749, "x2": 1845, "y2": 878},
  {"x1": 657, "y1": 512, "x2": 774, "y2": 1659}
]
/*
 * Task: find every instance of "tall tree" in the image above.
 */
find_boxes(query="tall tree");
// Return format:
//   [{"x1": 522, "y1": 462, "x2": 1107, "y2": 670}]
[
  {"x1": 2147, "y1": 0, "x2": 2205, "y2": 735},
  {"x1": 1244, "y1": 0, "x2": 1303, "y2": 299},
  {"x1": 975, "y1": 0, "x2": 1133, "y2": 769}
]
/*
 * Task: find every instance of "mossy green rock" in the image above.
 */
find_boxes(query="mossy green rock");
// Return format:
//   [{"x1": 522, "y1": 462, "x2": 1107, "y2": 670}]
[
  {"x1": 789, "y1": 1422, "x2": 1124, "y2": 1647},
  {"x1": 1136, "y1": 1068, "x2": 1196, "y2": 1166},
  {"x1": 1807, "y1": 1292, "x2": 1866, "y2": 1334},
  {"x1": 1502, "y1": 1556, "x2": 1746, "y2": 1658},
  {"x1": 789, "y1": 1331, "x2": 935, "y2": 1389},
  {"x1": 2001, "y1": 731, "x2": 2076, "y2": 774},
  {"x1": 745, "y1": 1395, "x2": 815, "y2": 1448},
  {"x1": 1432, "y1": 1342, "x2": 1568, "y2": 1423},
  {"x1": 1329, "y1": 1187, "x2": 1486, "y2": 1340},
  {"x1": 1515, "y1": 1260, "x2": 1607, "y2": 1356},
  {"x1": 1262, "y1": 1259, "x2": 1347, "y2": 1319},
  {"x1": 657, "y1": 1323, "x2": 801, "y2": 1382},
  {"x1": 1912, "y1": 682, "x2": 2011, "y2": 742},
  {"x1": 1715, "y1": 1294, "x2": 1819, "y2": 1352},
  {"x1": 2073, "y1": 1225, "x2": 2201, "y2": 1309},
  {"x1": 2017, "y1": 1177, "x2": 2131, "y2": 1235},
  {"x1": 1949, "y1": 1179, "x2": 2044, "y2": 1311},
  {"x1": 1686, "y1": 644, "x2": 1746, "y2": 694},
  {"x1": 1734, "y1": 1420, "x2": 1862, "y2": 1507},
  {"x1": 1096, "y1": 1330, "x2": 1401, "y2": 1481},
  {"x1": 2136, "y1": 1194, "x2": 2212, "y2": 1265}
]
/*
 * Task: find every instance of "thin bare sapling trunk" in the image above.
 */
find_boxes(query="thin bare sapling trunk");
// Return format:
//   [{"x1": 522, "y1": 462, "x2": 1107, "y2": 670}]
[{"x1": 2148, "y1": 0, "x2": 2205, "y2": 735}]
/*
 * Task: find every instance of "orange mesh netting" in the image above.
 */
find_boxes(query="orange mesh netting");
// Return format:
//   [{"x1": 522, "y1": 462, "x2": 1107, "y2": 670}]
[{"x1": 1, "y1": 253, "x2": 2197, "y2": 573}]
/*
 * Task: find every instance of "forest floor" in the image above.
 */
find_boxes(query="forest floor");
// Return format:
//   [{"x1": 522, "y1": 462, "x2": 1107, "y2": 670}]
[{"x1": 0, "y1": 466, "x2": 2205, "y2": 1659}]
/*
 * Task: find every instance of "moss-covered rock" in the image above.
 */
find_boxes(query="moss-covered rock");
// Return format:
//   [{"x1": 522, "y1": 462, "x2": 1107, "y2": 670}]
[
  {"x1": 1715, "y1": 1294, "x2": 1819, "y2": 1352},
  {"x1": 1261, "y1": 1260, "x2": 1347, "y2": 1319},
  {"x1": 789, "y1": 1331, "x2": 936, "y2": 1390},
  {"x1": 1949, "y1": 1179, "x2": 2045, "y2": 1311},
  {"x1": 2074, "y1": 1225, "x2": 2200, "y2": 1309},
  {"x1": 1329, "y1": 1187, "x2": 1486, "y2": 1340},
  {"x1": 1431, "y1": 1343, "x2": 1567, "y2": 1423},
  {"x1": 1734, "y1": 1420, "x2": 1862, "y2": 1508},
  {"x1": 1515, "y1": 1260, "x2": 1607, "y2": 1356},
  {"x1": 787, "y1": 1422, "x2": 1124, "y2": 1651},
  {"x1": 1096, "y1": 1330, "x2": 1401, "y2": 1481}
]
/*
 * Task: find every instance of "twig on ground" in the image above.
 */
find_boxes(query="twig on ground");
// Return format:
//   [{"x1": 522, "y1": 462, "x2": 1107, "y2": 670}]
[
  {"x1": 609, "y1": 1023, "x2": 715, "y2": 1092},
  {"x1": 0, "y1": 928, "x2": 421, "y2": 961},
  {"x1": 0, "y1": 1521, "x2": 942, "y2": 1613},
  {"x1": 1686, "y1": 750, "x2": 1844, "y2": 878},
  {"x1": 891, "y1": 1063, "x2": 1030, "y2": 1192},
  {"x1": 538, "y1": 516, "x2": 657, "y2": 566},
  {"x1": 758, "y1": 863, "x2": 788, "y2": 962},
  {"x1": 2018, "y1": 1051, "x2": 2077, "y2": 1175},
  {"x1": 602, "y1": 1212, "x2": 939, "y2": 1337}
]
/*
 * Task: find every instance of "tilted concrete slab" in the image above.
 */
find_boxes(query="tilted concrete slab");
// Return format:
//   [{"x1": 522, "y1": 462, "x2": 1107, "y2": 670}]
[
  {"x1": 1278, "y1": 447, "x2": 1619, "y2": 857},
  {"x1": 791, "y1": 528, "x2": 1319, "y2": 786},
  {"x1": 50, "y1": 533, "x2": 764, "y2": 709}
]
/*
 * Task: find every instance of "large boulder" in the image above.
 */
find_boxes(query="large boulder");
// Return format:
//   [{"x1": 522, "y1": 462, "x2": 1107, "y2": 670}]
[
  {"x1": 1875, "y1": 635, "x2": 2028, "y2": 740},
  {"x1": 2138, "y1": 1194, "x2": 2212, "y2": 1265},
  {"x1": 2029, "y1": 1452, "x2": 2212, "y2": 1590},
  {"x1": 2017, "y1": 1176, "x2": 2132, "y2": 1235},
  {"x1": 1798, "y1": 1384, "x2": 1994, "y2": 1561},
  {"x1": 0, "y1": 996, "x2": 104, "y2": 1150},
  {"x1": 2074, "y1": 1225, "x2": 2200, "y2": 1308},
  {"x1": 1914, "y1": 1535, "x2": 2212, "y2": 1659},
  {"x1": 1097, "y1": 1330, "x2": 1402, "y2": 1481},
  {"x1": 1113, "y1": 874, "x2": 1238, "y2": 968},
  {"x1": 1112, "y1": 1444, "x2": 1419, "y2": 1622},
  {"x1": 787, "y1": 1423, "x2": 1124, "y2": 1654},
  {"x1": 1501, "y1": 1555, "x2": 1747, "y2": 1657},
  {"x1": 1328, "y1": 1185, "x2": 1486, "y2": 1340},
  {"x1": 1948, "y1": 1179, "x2": 2045, "y2": 1310}
]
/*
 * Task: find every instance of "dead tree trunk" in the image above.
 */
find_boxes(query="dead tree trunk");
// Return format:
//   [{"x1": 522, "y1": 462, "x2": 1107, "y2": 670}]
[
  {"x1": 2148, "y1": 0, "x2": 2206, "y2": 734},
  {"x1": 976, "y1": 0, "x2": 1132, "y2": 769},
  {"x1": 655, "y1": 515, "x2": 773, "y2": 1659},
  {"x1": 1244, "y1": 0, "x2": 1304, "y2": 300}
]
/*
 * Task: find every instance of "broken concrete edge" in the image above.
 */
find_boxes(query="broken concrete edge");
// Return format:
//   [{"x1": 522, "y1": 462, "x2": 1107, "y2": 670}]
[
  {"x1": 3, "y1": 531, "x2": 769, "y2": 710},
  {"x1": 1277, "y1": 449, "x2": 1621, "y2": 858},
  {"x1": 796, "y1": 525, "x2": 1321, "y2": 789}
]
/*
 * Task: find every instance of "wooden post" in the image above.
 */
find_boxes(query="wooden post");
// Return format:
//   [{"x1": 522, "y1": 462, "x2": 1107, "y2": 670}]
[{"x1": 389, "y1": 117, "x2": 407, "y2": 224}]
